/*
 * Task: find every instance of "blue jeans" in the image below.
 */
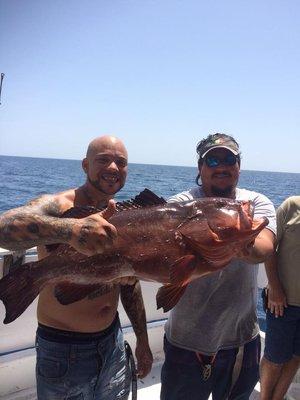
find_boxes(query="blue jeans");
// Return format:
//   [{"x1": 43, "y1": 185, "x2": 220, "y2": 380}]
[
  {"x1": 160, "y1": 335, "x2": 260, "y2": 400},
  {"x1": 36, "y1": 316, "x2": 131, "y2": 400}
]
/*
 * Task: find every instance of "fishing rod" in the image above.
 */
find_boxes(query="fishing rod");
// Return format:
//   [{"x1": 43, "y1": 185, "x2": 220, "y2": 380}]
[{"x1": 0, "y1": 73, "x2": 5, "y2": 105}]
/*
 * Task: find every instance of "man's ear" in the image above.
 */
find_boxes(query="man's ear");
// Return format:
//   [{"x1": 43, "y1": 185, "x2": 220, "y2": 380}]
[
  {"x1": 82, "y1": 158, "x2": 88, "y2": 174},
  {"x1": 198, "y1": 159, "x2": 203, "y2": 173}
]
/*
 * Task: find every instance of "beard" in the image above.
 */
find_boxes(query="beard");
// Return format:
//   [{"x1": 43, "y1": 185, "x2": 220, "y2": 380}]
[
  {"x1": 210, "y1": 184, "x2": 235, "y2": 198},
  {"x1": 87, "y1": 175, "x2": 124, "y2": 195}
]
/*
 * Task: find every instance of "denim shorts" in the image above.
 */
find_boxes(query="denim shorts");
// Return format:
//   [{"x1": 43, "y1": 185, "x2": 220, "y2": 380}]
[
  {"x1": 35, "y1": 315, "x2": 131, "y2": 400},
  {"x1": 160, "y1": 335, "x2": 261, "y2": 400},
  {"x1": 264, "y1": 305, "x2": 300, "y2": 364}
]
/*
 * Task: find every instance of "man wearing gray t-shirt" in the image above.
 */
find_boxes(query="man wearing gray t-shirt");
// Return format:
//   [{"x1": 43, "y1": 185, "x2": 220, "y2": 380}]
[{"x1": 160, "y1": 133, "x2": 276, "y2": 400}]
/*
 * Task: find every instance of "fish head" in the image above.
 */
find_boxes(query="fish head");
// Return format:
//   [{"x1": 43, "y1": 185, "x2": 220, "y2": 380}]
[
  {"x1": 176, "y1": 198, "x2": 269, "y2": 269},
  {"x1": 178, "y1": 198, "x2": 266, "y2": 245}
]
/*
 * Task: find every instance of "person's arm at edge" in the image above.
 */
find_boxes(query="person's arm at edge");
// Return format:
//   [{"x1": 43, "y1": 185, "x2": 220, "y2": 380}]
[
  {"x1": 120, "y1": 280, "x2": 153, "y2": 378},
  {"x1": 263, "y1": 203, "x2": 287, "y2": 316},
  {"x1": 241, "y1": 228, "x2": 276, "y2": 264},
  {"x1": 264, "y1": 253, "x2": 287, "y2": 317},
  {"x1": 0, "y1": 194, "x2": 117, "y2": 255}
]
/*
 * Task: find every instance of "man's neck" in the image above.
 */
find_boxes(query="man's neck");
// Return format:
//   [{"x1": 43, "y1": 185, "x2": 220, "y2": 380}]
[
  {"x1": 202, "y1": 185, "x2": 236, "y2": 199},
  {"x1": 79, "y1": 184, "x2": 113, "y2": 208}
]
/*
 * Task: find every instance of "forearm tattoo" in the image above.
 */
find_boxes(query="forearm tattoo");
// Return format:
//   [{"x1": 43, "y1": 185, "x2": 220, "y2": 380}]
[
  {"x1": 77, "y1": 216, "x2": 105, "y2": 247},
  {"x1": 120, "y1": 281, "x2": 148, "y2": 338},
  {"x1": 0, "y1": 197, "x2": 72, "y2": 250},
  {"x1": 78, "y1": 227, "x2": 89, "y2": 246}
]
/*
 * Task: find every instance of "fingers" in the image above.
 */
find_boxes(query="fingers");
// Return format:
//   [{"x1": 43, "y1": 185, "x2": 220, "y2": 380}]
[
  {"x1": 137, "y1": 362, "x2": 152, "y2": 379},
  {"x1": 267, "y1": 286, "x2": 288, "y2": 318},
  {"x1": 70, "y1": 212, "x2": 118, "y2": 256},
  {"x1": 136, "y1": 356, "x2": 153, "y2": 378},
  {"x1": 103, "y1": 222, "x2": 118, "y2": 241},
  {"x1": 100, "y1": 199, "x2": 116, "y2": 221},
  {"x1": 275, "y1": 304, "x2": 284, "y2": 318},
  {"x1": 268, "y1": 302, "x2": 285, "y2": 318},
  {"x1": 278, "y1": 305, "x2": 284, "y2": 317},
  {"x1": 98, "y1": 201, "x2": 118, "y2": 241},
  {"x1": 135, "y1": 342, "x2": 153, "y2": 379}
]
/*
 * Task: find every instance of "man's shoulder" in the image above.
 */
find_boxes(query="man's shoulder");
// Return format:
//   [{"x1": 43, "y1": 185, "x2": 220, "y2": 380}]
[
  {"x1": 277, "y1": 195, "x2": 300, "y2": 222},
  {"x1": 52, "y1": 189, "x2": 76, "y2": 212},
  {"x1": 280, "y1": 195, "x2": 300, "y2": 210},
  {"x1": 25, "y1": 189, "x2": 75, "y2": 216},
  {"x1": 236, "y1": 188, "x2": 274, "y2": 206}
]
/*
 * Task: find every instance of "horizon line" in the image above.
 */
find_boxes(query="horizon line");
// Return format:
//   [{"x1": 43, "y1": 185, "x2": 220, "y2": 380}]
[{"x1": 0, "y1": 154, "x2": 299, "y2": 175}]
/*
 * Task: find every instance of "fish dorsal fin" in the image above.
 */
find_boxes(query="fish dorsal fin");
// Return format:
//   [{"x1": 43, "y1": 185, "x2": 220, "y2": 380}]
[
  {"x1": 56, "y1": 189, "x2": 166, "y2": 217},
  {"x1": 113, "y1": 188, "x2": 166, "y2": 211},
  {"x1": 131, "y1": 188, "x2": 166, "y2": 206}
]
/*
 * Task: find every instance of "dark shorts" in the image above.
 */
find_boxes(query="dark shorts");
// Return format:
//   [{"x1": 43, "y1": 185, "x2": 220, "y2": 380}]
[
  {"x1": 264, "y1": 305, "x2": 300, "y2": 364},
  {"x1": 160, "y1": 335, "x2": 261, "y2": 400}
]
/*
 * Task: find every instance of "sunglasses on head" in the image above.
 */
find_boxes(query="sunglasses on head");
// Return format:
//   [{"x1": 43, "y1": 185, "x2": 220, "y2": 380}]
[{"x1": 204, "y1": 153, "x2": 239, "y2": 168}]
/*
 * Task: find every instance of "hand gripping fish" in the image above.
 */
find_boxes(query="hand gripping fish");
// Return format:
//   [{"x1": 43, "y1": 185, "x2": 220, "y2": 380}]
[{"x1": 0, "y1": 189, "x2": 268, "y2": 324}]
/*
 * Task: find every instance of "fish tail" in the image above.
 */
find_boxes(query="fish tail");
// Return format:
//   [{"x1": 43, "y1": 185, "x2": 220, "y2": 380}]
[{"x1": 0, "y1": 263, "x2": 41, "y2": 324}]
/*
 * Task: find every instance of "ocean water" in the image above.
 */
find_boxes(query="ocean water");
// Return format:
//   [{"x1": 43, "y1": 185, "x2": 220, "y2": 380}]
[
  {"x1": 1, "y1": 155, "x2": 300, "y2": 330},
  {"x1": 1, "y1": 155, "x2": 299, "y2": 212}
]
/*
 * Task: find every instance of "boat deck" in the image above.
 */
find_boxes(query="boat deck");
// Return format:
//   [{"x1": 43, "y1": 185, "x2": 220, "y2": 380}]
[
  {"x1": 0, "y1": 248, "x2": 299, "y2": 399},
  {"x1": 1, "y1": 331, "x2": 299, "y2": 400},
  {"x1": 2, "y1": 363, "x2": 300, "y2": 400}
]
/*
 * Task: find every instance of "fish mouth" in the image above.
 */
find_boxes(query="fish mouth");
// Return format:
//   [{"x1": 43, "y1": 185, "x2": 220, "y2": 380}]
[{"x1": 245, "y1": 201, "x2": 254, "y2": 219}]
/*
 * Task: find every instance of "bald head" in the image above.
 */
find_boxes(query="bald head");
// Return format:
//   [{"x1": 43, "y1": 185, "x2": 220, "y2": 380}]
[
  {"x1": 82, "y1": 135, "x2": 128, "y2": 197},
  {"x1": 86, "y1": 135, "x2": 128, "y2": 160}
]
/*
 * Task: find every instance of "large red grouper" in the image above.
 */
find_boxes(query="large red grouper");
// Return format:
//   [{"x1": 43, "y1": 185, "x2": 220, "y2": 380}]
[{"x1": 0, "y1": 189, "x2": 268, "y2": 323}]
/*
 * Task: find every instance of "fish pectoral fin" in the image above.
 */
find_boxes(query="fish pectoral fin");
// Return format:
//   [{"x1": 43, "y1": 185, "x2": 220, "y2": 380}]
[
  {"x1": 54, "y1": 283, "x2": 113, "y2": 305},
  {"x1": 179, "y1": 233, "x2": 206, "y2": 254},
  {"x1": 156, "y1": 284, "x2": 187, "y2": 312},
  {"x1": 169, "y1": 255, "x2": 196, "y2": 286}
]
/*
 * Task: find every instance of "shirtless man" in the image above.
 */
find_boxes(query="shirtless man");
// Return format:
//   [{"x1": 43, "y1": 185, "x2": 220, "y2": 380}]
[{"x1": 0, "y1": 135, "x2": 153, "y2": 400}]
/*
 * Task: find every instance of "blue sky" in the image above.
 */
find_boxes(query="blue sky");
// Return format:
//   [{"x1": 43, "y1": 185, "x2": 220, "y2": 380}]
[{"x1": 1, "y1": 0, "x2": 299, "y2": 173}]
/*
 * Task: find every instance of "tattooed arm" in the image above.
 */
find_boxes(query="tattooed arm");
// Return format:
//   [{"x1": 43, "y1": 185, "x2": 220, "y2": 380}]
[
  {"x1": 0, "y1": 195, "x2": 69, "y2": 250},
  {"x1": 0, "y1": 193, "x2": 117, "y2": 255},
  {"x1": 120, "y1": 280, "x2": 153, "y2": 378}
]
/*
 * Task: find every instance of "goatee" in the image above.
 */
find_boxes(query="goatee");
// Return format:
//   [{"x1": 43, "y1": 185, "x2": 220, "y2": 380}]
[
  {"x1": 87, "y1": 175, "x2": 123, "y2": 195},
  {"x1": 210, "y1": 185, "x2": 234, "y2": 198}
]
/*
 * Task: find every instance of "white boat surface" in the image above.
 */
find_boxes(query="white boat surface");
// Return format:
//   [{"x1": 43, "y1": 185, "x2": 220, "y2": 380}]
[{"x1": 0, "y1": 247, "x2": 299, "y2": 399}]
